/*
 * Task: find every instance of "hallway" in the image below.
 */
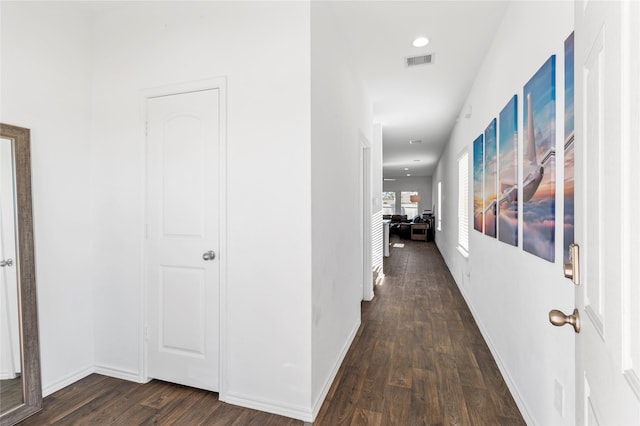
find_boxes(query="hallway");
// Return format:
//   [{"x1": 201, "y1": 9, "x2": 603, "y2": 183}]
[
  {"x1": 314, "y1": 238, "x2": 525, "y2": 424},
  {"x1": 17, "y1": 239, "x2": 525, "y2": 425}
]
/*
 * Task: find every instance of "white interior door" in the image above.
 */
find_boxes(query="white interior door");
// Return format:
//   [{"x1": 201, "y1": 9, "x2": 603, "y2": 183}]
[
  {"x1": 146, "y1": 89, "x2": 220, "y2": 392},
  {"x1": 575, "y1": 1, "x2": 640, "y2": 423}
]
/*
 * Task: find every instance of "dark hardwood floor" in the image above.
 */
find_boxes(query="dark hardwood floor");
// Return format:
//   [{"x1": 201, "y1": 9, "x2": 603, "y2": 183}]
[
  {"x1": 1, "y1": 376, "x2": 24, "y2": 414},
  {"x1": 18, "y1": 239, "x2": 524, "y2": 425},
  {"x1": 314, "y1": 238, "x2": 524, "y2": 425}
]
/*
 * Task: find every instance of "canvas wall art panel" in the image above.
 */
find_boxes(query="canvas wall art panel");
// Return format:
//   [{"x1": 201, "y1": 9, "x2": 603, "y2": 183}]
[
  {"x1": 473, "y1": 134, "x2": 484, "y2": 232},
  {"x1": 484, "y1": 119, "x2": 497, "y2": 238},
  {"x1": 564, "y1": 32, "x2": 575, "y2": 264},
  {"x1": 498, "y1": 95, "x2": 518, "y2": 246},
  {"x1": 522, "y1": 55, "x2": 556, "y2": 262}
]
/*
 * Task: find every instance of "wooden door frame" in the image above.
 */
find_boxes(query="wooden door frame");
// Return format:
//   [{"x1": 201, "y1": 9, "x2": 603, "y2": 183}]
[{"x1": 140, "y1": 77, "x2": 228, "y2": 399}]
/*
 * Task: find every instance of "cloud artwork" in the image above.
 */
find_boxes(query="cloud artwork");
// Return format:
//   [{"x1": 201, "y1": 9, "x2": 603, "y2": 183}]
[
  {"x1": 484, "y1": 119, "x2": 497, "y2": 238},
  {"x1": 473, "y1": 134, "x2": 484, "y2": 233},
  {"x1": 498, "y1": 95, "x2": 518, "y2": 246},
  {"x1": 522, "y1": 55, "x2": 556, "y2": 262},
  {"x1": 484, "y1": 118, "x2": 498, "y2": 238}
]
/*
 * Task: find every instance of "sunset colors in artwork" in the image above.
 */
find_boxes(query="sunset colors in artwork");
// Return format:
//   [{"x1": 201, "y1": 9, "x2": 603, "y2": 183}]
[
  {"x1": 522, "y1": 55, "x2": 556, "y2": 262},
  {"x1": 498, "y1": 95, "x2": 518, "y2": 246},
  {"x1": 484, "y1": 119, "x2": 497, "y2": 238},
  {"x1": 473, "y1": 134, "x2": 484, "y2": 232}
]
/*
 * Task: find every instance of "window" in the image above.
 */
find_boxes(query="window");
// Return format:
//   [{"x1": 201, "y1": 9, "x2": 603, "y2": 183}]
[
  {"x1": 458, "y1": 152, "x2": 469, "y2": 253},
  {"x1": 400, "y1": 191, "x2": 419, "y2": 218},
  {"x1": 437, "y1": 181, "x2": 442, "y2": 231},
  {"x1": 382, "y1": 192, "x2": 396, "y2": 215}
]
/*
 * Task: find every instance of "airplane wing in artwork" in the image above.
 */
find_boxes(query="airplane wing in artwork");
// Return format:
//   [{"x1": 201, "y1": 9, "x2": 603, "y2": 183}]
[
  {"x1": 526, "y1": 93, "x2": 537, "y2": 165},
  {"x1": 497, "y1": 185, "x2": 518, "y2": 206}
]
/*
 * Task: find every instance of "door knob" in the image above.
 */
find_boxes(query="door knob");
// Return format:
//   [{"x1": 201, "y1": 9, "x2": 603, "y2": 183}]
[
  {"x1": 202, "y1": 250, "x2": 215, "y2": 261},
  {"x1": 549, "y1": 308, "x2": 581, "y2": 333},
  {"x1": 0, "y1": 258, "x2": 13, "y2": 267}
]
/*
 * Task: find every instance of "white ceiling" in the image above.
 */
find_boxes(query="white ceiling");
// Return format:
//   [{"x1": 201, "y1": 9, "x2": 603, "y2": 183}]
[{"x1": 328, "y1": 1, "x2": 509, "y2": 178}]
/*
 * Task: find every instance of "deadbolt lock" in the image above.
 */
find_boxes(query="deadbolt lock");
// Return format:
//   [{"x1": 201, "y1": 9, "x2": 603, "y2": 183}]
[{"x1": 563, "y1": 243, "x2": 580, "y2": 285}]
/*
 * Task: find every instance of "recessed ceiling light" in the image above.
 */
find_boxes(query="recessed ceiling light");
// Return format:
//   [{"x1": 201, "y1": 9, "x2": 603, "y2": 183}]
[
  {"x1": 407, "y1": 174, "x2": 411, "y2": 177},
  {"x1": 409, "y1": 139, "x2": 422, "y2": 145},
  {"x1": 404, "y1": 167, "x2": 409, "y2": 171},
  {"x1": 412, "y1": 37, "x2": 429, "y2": 48},
  {"x1": 383, "y1": 178, "x2": 396, "y2": 181}
]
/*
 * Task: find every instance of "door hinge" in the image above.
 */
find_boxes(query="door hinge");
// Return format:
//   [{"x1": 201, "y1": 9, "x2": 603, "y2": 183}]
[{"x1": 144, "y1": 325, "x2": 149, "y2": 341}]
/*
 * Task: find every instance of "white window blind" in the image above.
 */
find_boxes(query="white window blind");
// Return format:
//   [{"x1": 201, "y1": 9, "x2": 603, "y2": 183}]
[{"x1": 458, "y1": 152, "x2": 469, "y2": 252}]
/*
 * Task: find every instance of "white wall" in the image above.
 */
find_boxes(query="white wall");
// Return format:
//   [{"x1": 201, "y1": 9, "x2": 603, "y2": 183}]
[
  {"x1": 383, "y1": 175, "x2": 433, "y2": 216},
  {"x1": 0, "y1": 2, "x2": 96, "y2": 393},
  {"x1": 432, "y1": 2, "x2": 574, "y2": 425},
  {"x1": 310, "y1": 1, "x2": 374, "y2": 416},
  {"x1": 2, "y1": 2, "x2": 378, "y2": 421},
  {"x1": 88, "y1": 1, "x2": 313, "y2": 419}
]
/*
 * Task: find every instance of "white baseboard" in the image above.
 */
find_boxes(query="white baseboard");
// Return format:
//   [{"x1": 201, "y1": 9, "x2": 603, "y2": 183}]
[
  {"x1": 94, "y1": 364, "x2": 146, "y2": 383},
  {"x1": 42, "y1": 365, "x2": 95, "y2": 397},
  {"x1": 42, "y1": 364, "x2": 146, "y2": 398},
  {"x1": 0, "y1": 369, "x2": 19, "y2": 380},
  {"x1": 223, "y1": 391, "x2": 314, "y2": 422},
  {"x1": 311, "y1": 317, "x2": 361, "y2": 420}
]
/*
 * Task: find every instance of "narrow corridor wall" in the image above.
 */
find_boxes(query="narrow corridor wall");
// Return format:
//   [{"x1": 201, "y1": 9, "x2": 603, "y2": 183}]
[
  {"x1": 433, "y1": 2, "x2": 574, "y2": 425},
  {"x1": 310, "y1": 1, "x2": 375, "y2": 416}
]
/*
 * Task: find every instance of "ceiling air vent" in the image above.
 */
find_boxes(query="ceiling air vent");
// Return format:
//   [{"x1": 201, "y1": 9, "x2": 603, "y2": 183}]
[{"x1": 406, "y1": 54, "x2": 433, "y2": 67}]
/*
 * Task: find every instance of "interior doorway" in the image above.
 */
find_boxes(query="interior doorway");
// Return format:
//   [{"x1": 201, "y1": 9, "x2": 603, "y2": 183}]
[
  {"x1": 360, "y1": 136, "x2": 374, "y2": 301},
  {"x1": 144, "y1": 81, "x2": 225, "y2": 392}
]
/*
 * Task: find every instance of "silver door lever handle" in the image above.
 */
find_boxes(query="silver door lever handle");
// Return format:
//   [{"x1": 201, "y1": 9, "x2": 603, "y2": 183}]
[
  {"x1": 0, "y1": 259, "x2": 13, "y2": 267},
  {"x1": 202, "y1": 250, "x2": 215, "y2": 261}
]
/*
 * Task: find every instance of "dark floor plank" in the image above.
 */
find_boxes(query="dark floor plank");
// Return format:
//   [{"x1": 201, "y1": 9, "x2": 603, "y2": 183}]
[
  {"x1": 315, "y1": 365, "x2": 364, "y2": 425},
  {"x1": 349, "y1": 408, "x2": 382, "y2": 426},
  {"x1": 355, "y1": 340, "x2": 393, "y2": 412},
  {"x1": 411, "y1": 368, "x2": 441, "y2": 424},
  {"x1": 140, "y1": 383, "x2": 209, "y2": 424},
  {"x1": 50, "y1": 387, "x2": 125, "y2": 425},
  {"x1": 462, "y1": 384, "x2": 501, "y2": 425},
  {"x1": 20, "y1": 375, "x2": 116, "y2": 425},
  {"x1": 435, "y1": 351, "x2": 472, "y2": 425},
  {"x1": 381, "y1": 385, "x2": 412, "y2": 425},
  {"x1": 412, "y1": 321, "x2": 435, "y2": 371},
  {"x1": 170, "y1": 391, "x2": 222, "y2": 425},
  {"x1": 387, "y1": 322, "x2": 414, "y2": 389}
]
